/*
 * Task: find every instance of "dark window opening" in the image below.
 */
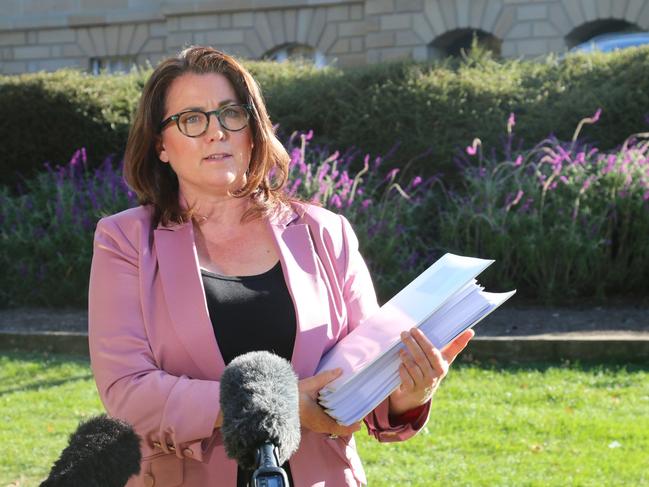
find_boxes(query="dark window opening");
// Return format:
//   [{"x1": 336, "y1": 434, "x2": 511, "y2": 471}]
[{"x1": 429, "y1": 29, "x2": 502, "y2": 59}]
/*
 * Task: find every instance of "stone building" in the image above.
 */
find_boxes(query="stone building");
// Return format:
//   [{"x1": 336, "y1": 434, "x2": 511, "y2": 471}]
[{"x1": 1, "y1": 0, "x2": 648, "y2": 74}]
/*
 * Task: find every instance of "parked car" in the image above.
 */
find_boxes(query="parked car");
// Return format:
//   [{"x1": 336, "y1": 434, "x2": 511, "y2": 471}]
[{"x1": 570, "y1": 31, "x2": 649, "y2": 53}]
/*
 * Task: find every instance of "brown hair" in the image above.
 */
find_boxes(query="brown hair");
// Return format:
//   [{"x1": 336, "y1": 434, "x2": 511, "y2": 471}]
[{"x1": 123, "y1": 46, "x2": 291, "y2": 227}]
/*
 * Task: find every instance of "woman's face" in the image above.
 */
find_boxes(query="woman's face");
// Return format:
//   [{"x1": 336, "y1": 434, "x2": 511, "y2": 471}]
[{"x1": 157, "y1": 72, "x2": 253, "y2": 201}]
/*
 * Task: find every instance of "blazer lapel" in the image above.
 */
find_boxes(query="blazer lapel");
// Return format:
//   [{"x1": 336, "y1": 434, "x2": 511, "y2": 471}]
[
  {"x1": 269, "y1": 208, "x2": 330, "y2": 379},
  {"x1": 154, "y1": 222, "x2": 225, "y2": 380}
]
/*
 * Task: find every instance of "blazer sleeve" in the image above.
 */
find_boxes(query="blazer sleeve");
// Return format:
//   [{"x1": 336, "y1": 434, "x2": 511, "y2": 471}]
[
  {"x1": 88, "y1": 217, "x2": 220, "y2": 462},
  {"x1": 338, "y1": 214, "x2": 432, "y2": 443}
]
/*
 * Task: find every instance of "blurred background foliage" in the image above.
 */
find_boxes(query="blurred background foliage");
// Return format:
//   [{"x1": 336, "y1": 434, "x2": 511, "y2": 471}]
[
  {"x1": 1, "y1": 46, "x2": 648, "y2": 187},
  {"x1": 1, "y1": 46, "x2": 648, "y2": 307}
]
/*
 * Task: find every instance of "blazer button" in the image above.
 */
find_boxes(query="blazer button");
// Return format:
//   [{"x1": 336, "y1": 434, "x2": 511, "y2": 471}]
[
  {"x1": 183, "y1": 447, "x2": 193, "y2": 457},
  {"x1": 143, "y1": 473, "x2": 155, "y2": 487}
]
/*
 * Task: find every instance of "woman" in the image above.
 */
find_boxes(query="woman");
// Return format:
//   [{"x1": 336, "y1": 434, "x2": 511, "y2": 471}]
[{"x1": 88, "y1": 46, "x2": 474, "y2": 487}]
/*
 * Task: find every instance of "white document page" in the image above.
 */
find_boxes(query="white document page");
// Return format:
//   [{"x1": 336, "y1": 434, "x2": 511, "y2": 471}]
[{"x1": 314, "y1": 252, "x2": 516, "y2": 426}]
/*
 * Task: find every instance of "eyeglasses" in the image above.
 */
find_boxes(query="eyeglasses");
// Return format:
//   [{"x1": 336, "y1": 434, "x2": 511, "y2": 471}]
[{"x1": 159, "y1": 104, "x2": 252, "y2": 137}]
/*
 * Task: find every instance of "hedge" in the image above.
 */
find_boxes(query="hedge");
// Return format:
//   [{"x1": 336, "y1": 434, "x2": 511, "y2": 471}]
[{"x1": 2, "y1": 47, "x2": 648, "y2": 187}]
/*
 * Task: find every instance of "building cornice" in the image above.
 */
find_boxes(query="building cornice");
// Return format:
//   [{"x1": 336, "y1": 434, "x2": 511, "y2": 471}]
[{"x1": 0, "y1": 0, "x2": 357, "y2": 32}]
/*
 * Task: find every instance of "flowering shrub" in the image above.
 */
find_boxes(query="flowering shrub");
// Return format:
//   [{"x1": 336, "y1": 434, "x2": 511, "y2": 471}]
[
  {"x1": 436, "y1": 110, "x2": 649, "y2": 300},
  {"x1": 0, "y1": 137, "x2": 430, "y2": 306},
  {"x1": 0, "y1": 150, "x2": 136, "y2": 306},
  {"x1": 1, "y1": 113, "x2": 648, "y2": 307},
  {"x1": 283, "y1": 130, "x2": 437, "y2": 301}
]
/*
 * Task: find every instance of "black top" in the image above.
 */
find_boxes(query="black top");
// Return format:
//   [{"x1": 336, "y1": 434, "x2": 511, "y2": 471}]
[
  {"x1": 200, "y1": 261, "x2": 297, "y2": 487},
  {"x1": 201, "y1": 260, "x2": 297, "y2": 365}
]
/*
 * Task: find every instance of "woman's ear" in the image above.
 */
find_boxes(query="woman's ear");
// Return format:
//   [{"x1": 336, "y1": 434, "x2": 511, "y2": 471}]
[{"x1": 156, "y1": 137, "x2": 169, "y2": 163}]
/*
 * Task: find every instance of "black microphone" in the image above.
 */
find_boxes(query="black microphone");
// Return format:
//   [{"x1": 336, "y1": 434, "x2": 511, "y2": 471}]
[
  {"x1": 220, "y1": 351, "x2": 301, "y2": 486},
  {"x1": 40, "y1": 414, "x2": 141, "y2": 487}
]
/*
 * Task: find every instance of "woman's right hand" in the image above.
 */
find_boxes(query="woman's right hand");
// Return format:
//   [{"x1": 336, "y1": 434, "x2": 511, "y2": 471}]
[{"x1": 298, "y1": 369, "x2": 362, "y2": 437}]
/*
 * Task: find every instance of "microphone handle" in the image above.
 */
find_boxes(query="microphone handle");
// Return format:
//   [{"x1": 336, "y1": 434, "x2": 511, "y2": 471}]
[
  {"x1": 251, "y1": 443, "x2": 289, "y2": 487},
  {"x1": 259, "y1": 443, "x2": 279, "y2": 469}
]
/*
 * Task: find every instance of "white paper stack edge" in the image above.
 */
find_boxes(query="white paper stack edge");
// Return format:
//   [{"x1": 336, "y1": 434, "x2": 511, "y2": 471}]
[{"x1": 317, "y1": 253, "x2": 516, "y2": 426}]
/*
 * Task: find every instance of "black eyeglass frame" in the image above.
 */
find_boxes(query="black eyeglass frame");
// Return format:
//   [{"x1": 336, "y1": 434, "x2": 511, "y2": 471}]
[{"x1": 158, "y1": 103, "x2": 253, "y2": 137}]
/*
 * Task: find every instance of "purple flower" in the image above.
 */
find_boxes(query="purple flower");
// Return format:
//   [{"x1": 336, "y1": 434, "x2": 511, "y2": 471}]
[
  {"x1": 581, "y1": 176, "x2": 595, "y2": 192},
  {"x1": 514, "y1": 155, "x2": 523, "y2": 167},
  {"x1": 317, "y1": 163, "x2": 330, "y2": 182},
  {"x1": 518, "y1": 198, "x2": 534, "y2": 213},
  {"x1": 411, "y1": 176, "x2": 422, "y2": 188},
  {"x1": 603, "y1": 155, "x2": 617, "y2": 174},
  {"x1": 69, "y1": 148, "x2": 81, "y2": 166},
  {"x1": 361, "y1": 199, "x2": 372, "y2": 209},
  {"x1": 591, "y1": 108, "x2": 602, "y2": 123},
  {"x1": 289, "y1": 178, "x2": 302, "y2": 195},
  {"x1": 317, "y1": 181, "x2": 329, "y2": 197},
  {"x1": 362, "y1": 154, "x2": 370, "y2": 171},
  {"x1": 329, "y1": 194, "x2": 343, "y2": 209},
  {"x1": 505, "y1": 190, "x2": 524, "y2": 211},
  {"x1": 507, "y1": 112, "x2": 516, "y2": 132},
  {"x1": 643, "y1": 190, "x2": 649, "y2": 201},
  {"x1": 385, "y1": 168, "x2": 399, "y2": 181},
  {"x1": 289, "y1": 148, "x2": 301, "y2": 168},
  {"x1": 466, "y1": 138, "x2": 481, "y2": 157}
]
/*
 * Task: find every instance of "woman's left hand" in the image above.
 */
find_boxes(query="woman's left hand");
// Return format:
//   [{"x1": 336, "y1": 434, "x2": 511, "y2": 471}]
[{"x1": 388, "y1": 327, "x2": 475, "y2": 417}]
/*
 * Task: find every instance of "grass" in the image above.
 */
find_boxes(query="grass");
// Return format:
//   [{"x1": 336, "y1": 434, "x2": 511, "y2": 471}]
[
  {"x1": 1, "y1": 352, "x2": 648, "y2": 486},
  {"x1": 358, "y1": 364, "x2": 649, "y2": 486},
  {"x1": 0, "y1": 352, "x2": 104, "y2": 487}
]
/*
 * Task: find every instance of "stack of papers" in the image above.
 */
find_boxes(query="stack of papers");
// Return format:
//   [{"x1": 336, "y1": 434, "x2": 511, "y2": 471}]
[{"x1": 316, "y1": 253, "x2": 515, "y2": 426}]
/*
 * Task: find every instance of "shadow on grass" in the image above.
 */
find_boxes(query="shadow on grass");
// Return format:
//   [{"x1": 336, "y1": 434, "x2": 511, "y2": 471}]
[{"x1": 0, "y1": 373, "x2": 94, "y2": 397}]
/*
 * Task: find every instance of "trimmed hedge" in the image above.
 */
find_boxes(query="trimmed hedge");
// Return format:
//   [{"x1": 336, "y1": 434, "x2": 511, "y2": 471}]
[
  {"x1": 2, "y1": 47, "x2": 649, "y2": 187},
  {"x1": 0, "y1": 70, "x2": 141, "y2": 187}
]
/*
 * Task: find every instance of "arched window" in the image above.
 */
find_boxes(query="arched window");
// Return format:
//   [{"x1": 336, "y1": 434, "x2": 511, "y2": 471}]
[
  {"x1": 566, "y1": 19, "x2": 641, "y2": 48},
  {"x1": 428, "y1": 29, "x2": 501, "y2": 59},
  {"x1": 263, "y1": 43, "x2": 327, "y2": 67}
]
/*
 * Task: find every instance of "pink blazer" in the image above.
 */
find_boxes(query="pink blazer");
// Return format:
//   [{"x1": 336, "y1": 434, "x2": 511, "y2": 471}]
[{"x1": 88, "y1": 202, "x2": 430, "y2": 487}]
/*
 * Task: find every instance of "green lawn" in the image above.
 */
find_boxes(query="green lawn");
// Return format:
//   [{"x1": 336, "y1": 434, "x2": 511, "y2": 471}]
[{"x1": 1, "y1": 352, "x2": 647, "y2": 486}]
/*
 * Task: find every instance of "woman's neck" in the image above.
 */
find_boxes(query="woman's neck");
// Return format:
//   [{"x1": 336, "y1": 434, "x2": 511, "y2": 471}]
[{"x1": 180, "y1": 190, "x2": 251, "y2": 228}]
